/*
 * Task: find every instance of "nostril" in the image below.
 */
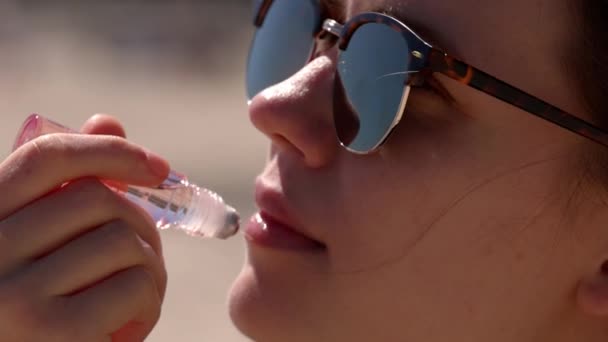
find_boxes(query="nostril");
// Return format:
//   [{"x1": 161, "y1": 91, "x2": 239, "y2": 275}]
[{"x1": 270, "y1": 134, "x2": 305, "y2": 159}]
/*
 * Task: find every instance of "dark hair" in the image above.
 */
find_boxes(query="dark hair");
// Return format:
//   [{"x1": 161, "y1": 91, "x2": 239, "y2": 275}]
[
  {"x1": 567, "y1": 0, "x2": 608, "y2": 187},
  {"x1": 575, "y1": 1, "x2": 608, "y2": 130}
]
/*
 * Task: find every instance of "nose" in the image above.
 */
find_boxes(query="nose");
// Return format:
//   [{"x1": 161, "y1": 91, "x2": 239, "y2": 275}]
[{"x1": 248, "y1": 52, "x2": 340, "y2": 168}]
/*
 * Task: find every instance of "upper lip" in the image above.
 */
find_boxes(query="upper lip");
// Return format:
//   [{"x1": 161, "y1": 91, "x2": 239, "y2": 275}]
[{"x1": 254, "y1": 177, "x2": 325, "y2": 246}]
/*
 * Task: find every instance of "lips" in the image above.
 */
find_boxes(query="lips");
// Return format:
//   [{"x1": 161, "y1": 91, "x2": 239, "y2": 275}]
[{"x1": 244, "y1": 181, "x2": 325, "y2": 251}]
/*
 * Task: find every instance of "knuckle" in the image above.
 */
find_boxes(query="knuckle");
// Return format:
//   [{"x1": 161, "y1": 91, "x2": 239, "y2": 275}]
[
  {"x1": 143, "y1": 245, "x2": 168, "y2": 298},
  {"x1": 0, "y1": 280, "x2": 30, "y2": 310},
  {"x1": 0, "y1": 229, "x2": 12, "y2": 262},
  {"x1": 119, "y1": 266, "x2": 162, "y2": 318},
  {"x1": 40, "y1": 317, "x2": 77, "y2": 342},
  {"x1": 101, "y1": 134, "x2": 128, "y2": 149},
  {"x1": 157, "y1": 259, "x2": 168, "y2": 290},
  {"x1": 104, "y1": 135, "x2": 147, "y2": 163},
  {"x1": 68, "y1": 179, "x2": 137, "y2": 223},
  {"x1": 16, "y1": 135, "x2": 65, "y2": 175},
  {"x1": 32, "y1": 134, "x2": 69, "y2": 161},
  {"x1": 17, "y1": 134, "x2": 147, "y2": 176},
  {"x1": 149, "y1": 300, "x2": 162, "y2": 326},
  {"x1": 0, "y1": 284, "x2": 50, "y2": 338},
  {"x1": 136, "y1": 267, "x2": 161, "y2": 324},
  {"x1": 102, "y1": 222, "x2": 137, "y2": 247},
  {"x1": 127, "y1": 266, "x2": 160, "y2": 304},
  {"x1": 101, "y1": 223, "x2": 147, "y2": 261},
  {"x1": 47, "y1": 299, "x2": 92, "y2": 342},
  {"x1": 70, "y1": 178, "x2": 116, "y2": 208},
  {"x1": 107, "y1": 136, "x2": 150, "y2": 172}
]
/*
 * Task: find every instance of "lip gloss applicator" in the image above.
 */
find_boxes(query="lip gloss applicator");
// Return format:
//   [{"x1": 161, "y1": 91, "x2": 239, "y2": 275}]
[{"x1": 13, "y1": 114, "x2": 240, "y2": 240}]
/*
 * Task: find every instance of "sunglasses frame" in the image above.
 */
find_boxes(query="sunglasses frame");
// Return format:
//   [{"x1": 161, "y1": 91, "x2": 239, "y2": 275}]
[{"x1": 251, "y1": 0, "x2": 608, "y2": 151}]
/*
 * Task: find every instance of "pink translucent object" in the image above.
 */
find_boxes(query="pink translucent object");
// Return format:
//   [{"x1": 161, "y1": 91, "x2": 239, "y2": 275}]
[{"x1": 13, "y1": 114, "x2": 240, "y2": 239}]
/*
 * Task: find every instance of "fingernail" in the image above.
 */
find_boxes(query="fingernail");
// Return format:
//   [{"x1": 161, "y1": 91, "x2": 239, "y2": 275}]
[{"x1": 146, "y1": 151, "x2": 170, "y2": 179}]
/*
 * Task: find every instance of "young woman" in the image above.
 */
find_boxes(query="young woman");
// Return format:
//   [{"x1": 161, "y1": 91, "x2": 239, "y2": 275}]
[
  {"x1": 230, "y1": 0, "x2": 608, "y2": 341},
  {"x1": 1, "y1": 0, "x2": 608, "y2": 341}
]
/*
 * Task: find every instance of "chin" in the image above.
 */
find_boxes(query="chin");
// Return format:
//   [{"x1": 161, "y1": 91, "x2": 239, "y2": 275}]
[
  {"x1": 228, "y1": 265, "x2": 287, "y2": 342},
  {"x1": 228, "y1": 256, "x2": 326, "y2": 342}
]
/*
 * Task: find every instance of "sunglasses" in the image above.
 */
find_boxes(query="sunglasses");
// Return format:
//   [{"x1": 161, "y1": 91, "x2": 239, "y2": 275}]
[{"x1": 246, "y1": 0, "x2": 608, "y2": 154}]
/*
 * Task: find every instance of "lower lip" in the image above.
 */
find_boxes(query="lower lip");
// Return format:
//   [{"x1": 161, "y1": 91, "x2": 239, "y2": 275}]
[{"x1": 244, "y1": 212, "x2": 325, "y2": 251}]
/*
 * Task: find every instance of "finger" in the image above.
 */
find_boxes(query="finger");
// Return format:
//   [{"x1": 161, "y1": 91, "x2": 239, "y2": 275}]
[
  {"x1": 80, "y1": 114, "x2": 127, "y2": 138},
  {"x1": 0, "y1": 133, "x2": 169, "y2": 217},
  {"x1": 0, "y1": 179, "x2": 163, "y2": 275},
  {"x1": 0, "y1": 284, "x2": 110, "y2": 342},
  {"x1": 23, "y1": 220, "x2": 166, "y2": 299},
  {"x1": 63, "y1": 266, "x2": 162, "y2": 339},
  {"x1": 111, "y1": 321, "x2": 148, "y2": 342}
]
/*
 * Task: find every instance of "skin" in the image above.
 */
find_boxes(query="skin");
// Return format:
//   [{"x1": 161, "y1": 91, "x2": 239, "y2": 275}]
[
  {"x1": 228, "y1": 0, "x2": 608, "y2": 341},
  {"x1": 0, "y1": 114, "x2": 168, "y2": 342},
  {"x1": 2, "y1": 1, "x2": 605, "y2": 341}
]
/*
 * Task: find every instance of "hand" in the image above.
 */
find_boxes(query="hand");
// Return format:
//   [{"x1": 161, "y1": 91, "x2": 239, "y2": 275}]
[{"x1": 0, "y1": 114, "x2": 169, "y2": 342}]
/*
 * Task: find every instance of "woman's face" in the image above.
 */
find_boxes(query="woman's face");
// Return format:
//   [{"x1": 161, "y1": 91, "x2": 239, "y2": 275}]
[{"x1": 229, "y1": 1, "x2": 606, "y2": 341}]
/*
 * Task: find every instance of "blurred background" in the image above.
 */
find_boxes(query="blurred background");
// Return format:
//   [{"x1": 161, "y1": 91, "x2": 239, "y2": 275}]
[{"x1": 0, "y1": 1, "x2": 263, "y2": 340}]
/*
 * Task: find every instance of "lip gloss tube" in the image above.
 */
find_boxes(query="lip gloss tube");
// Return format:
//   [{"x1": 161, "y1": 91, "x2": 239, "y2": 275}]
[{"x1": 13, "y1": 114, "x2": 240, "y2": 239}]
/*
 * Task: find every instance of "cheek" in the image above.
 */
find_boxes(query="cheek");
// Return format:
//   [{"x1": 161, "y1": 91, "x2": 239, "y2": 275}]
[
  {"x1": 323, "y1": 118, "x2": 482, "y2": 271},
  {"x1": 322, "y1": 107, "x2": 564, "y2": 274},
  {"x1": 317, "y1": 167, "x2": 572, "y2": 337}
]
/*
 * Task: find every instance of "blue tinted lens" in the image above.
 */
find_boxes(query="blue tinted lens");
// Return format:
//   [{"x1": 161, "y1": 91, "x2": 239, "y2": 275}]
[
  {"x1": 246, "y1": 0, "x2": 319, "y2": 99},
  {"x1": 336, "y1": 23, "x2": 411, "y2": 152}
]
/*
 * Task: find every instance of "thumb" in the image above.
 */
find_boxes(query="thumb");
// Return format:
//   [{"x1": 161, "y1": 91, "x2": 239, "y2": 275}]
[
  {"x1": 111, "y1": 321, "x2": 150, "y2": 342},
  {"x1": 80, "y1": 114, "x2": 127, "y2": 138}
]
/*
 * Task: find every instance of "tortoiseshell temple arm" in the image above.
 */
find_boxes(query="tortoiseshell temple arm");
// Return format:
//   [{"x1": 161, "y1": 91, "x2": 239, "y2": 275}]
[
  {"x1": 253, "y1": 0, "x2": 272, "y2": 26},
  {"x1": 428, "y1": 48, "x2": 608, "y2": 148}
]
